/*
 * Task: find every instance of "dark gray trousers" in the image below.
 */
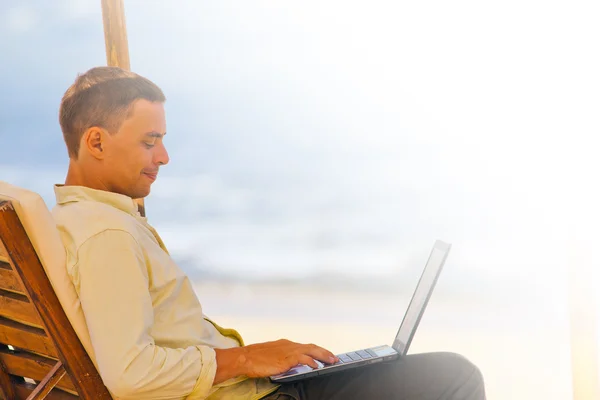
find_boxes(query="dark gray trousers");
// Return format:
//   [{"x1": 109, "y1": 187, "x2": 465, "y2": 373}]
[{"x1": 263, "y1": 352, "x2": 486, "y2": 400}]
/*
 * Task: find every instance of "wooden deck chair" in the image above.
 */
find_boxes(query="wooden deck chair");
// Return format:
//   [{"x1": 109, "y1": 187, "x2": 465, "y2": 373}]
[{"x1": 0, "y1": 181, "x2": 112, "y2": 399}]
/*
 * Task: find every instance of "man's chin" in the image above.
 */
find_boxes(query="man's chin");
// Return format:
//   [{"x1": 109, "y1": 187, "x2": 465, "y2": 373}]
[
  {"x1": 134, "y1": 190, "x2": 151, "y2": 200},
  {"x1": 129, "y1": 186, "x2": 151, "y2": 200}
]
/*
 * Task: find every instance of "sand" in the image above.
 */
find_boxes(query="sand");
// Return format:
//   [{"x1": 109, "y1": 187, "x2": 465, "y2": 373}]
[{"x1": 194, "y1": 281, "x2": 575, "y2": 400}]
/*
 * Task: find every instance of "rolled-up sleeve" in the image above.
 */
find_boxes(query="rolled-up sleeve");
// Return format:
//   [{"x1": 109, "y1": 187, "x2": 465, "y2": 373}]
[{"x1": 73, "y1": 229, "x2": 215, "y2": 399}]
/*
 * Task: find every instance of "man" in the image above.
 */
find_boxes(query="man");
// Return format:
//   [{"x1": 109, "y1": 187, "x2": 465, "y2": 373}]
[{"x1": 53, "y1": 66, "x2": 486, "y2": 399}]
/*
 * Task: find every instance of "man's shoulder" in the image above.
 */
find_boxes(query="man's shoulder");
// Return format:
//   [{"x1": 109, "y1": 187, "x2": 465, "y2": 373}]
[{"x1": 52, "y1": 200, "x2": 139, "y2": 247}]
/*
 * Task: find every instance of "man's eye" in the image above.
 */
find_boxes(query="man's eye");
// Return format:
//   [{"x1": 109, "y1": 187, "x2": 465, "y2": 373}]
[{"x1": 143, "y1": 142, "x2": 155, "y2": 148}]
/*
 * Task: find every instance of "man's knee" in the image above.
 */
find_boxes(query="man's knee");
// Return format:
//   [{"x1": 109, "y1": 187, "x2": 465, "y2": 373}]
[
  {"x1": 435, "y1": 352, "x2": 485, "y2": 390},
  {"x1": 440, "y1": 352, "x2": 481, "y2": 372}
]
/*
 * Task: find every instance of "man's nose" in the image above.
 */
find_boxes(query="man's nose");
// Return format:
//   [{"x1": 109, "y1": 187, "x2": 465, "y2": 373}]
[{"x1": 155, "y1": 142, "x2": 170, "y2": 166}]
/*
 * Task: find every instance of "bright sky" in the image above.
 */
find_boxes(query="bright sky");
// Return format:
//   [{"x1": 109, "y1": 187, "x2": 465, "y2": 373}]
[{"x1": 1, "y1": 1, "x2": 599, "y2": 294}]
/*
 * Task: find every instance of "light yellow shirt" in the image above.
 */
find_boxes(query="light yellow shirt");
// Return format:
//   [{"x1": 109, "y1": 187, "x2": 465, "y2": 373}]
[{"x1": 52, "y1": 185, "x2": 278, "y2": 400}]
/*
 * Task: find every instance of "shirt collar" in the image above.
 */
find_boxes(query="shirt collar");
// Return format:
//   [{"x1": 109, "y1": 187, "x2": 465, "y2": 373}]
[{"x1": 54, "y1": 184, "x2": 141, "y2": 217}]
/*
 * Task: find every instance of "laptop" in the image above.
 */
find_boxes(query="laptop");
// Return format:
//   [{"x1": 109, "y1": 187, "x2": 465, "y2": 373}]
[{"x1": 270, "y1": 240, "x2": 451, "y2": 383}]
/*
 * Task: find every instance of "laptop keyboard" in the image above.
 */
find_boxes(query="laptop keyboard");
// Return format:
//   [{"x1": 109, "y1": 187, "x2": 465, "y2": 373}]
[{"x1": 334, "y1": 348, "x2": 378, "y2": 365}]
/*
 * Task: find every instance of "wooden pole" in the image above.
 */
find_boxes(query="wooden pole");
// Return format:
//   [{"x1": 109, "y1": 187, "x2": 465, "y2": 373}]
[
  {"x1": 100, "y1": 0, "x2": 145, "y2": 216},
  {"x1": 569, "y1": 239, "x2": 600, "y2": 400},
  {"x1": 101, "y1": 0, "x2": 130, "y2": 70}
]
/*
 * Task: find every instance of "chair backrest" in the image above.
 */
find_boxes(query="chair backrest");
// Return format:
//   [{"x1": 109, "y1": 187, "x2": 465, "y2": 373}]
[{"x1": 0, "y1": 182, "x2": 112, "y2": 399}]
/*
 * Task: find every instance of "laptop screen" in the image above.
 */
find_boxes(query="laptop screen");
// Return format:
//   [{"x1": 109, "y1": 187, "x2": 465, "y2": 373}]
[{"x1": 392, "y1": 240, "x2": 451, "y2": 355}]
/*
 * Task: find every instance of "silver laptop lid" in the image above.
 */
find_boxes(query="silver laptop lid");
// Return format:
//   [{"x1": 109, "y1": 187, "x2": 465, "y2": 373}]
[{"x1": 392, "y1": 240, "x2": 451, "y2": 355}]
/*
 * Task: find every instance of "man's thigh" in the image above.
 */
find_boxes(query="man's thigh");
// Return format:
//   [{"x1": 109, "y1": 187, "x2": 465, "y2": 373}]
[{"x1": 264, "y1": 352, "x2": 485, "y2": 400}]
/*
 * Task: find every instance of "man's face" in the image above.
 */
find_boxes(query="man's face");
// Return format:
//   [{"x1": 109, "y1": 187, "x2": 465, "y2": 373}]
[{"x1": 102, "y1": 99, "x2": 169, "y2": 199}]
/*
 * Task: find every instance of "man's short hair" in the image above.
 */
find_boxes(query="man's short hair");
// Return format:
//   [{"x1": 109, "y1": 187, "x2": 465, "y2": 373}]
[{"x1": 59, "y1": 66, "x2": 166, "y2": 159}]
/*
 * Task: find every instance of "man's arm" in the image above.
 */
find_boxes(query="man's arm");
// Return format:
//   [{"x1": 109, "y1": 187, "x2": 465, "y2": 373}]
[
  {"x1": 75, "y1": 229, "x2": 217, "y2": 399},
  {"x1": 77, "y1": 229, "x2": 338, "y2": 396},
  {"x1": 214, "y1": 340, "x2": 338, "y2": 384}
]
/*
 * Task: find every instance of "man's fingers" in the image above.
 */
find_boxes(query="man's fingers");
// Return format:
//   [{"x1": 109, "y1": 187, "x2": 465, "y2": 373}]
[
  {"x1": 296, "y1": 354, "x2": 319, "y2": 369},
  {"x1": 303, "y1": 344, "x2": 337, "y2": 364}
]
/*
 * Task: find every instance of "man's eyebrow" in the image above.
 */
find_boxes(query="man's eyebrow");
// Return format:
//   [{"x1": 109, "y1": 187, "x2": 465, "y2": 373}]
[{"x1": 144, "y1": 131, "x2": 166, "y2": 138}]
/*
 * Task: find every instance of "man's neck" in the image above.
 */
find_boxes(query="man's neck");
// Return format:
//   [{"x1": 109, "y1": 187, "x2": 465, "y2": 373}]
[
  {"x1": 64, "y1": 160, "x2": 146, "y2": 217},
  {"x1": 64, "y1": 166, "x2": 81, "y2": 187},
  {"x1": 64, "y1": 161, "x2": 106, "y2": 191}
]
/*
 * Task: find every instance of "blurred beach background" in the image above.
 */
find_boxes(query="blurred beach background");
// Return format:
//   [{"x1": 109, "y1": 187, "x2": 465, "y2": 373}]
[{"x1": 2, "y1": 1, "x2": 600, "y2": 399}]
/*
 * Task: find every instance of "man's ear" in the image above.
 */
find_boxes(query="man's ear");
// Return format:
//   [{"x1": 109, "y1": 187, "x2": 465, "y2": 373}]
[{"x1": 81, "y1": 127, "x2": 107, "y2": 160}]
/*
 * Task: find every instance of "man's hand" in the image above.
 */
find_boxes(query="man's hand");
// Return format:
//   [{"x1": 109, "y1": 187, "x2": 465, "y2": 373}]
[{"x1": 214, "y1": 339, "x2": 338, "y2": 384}]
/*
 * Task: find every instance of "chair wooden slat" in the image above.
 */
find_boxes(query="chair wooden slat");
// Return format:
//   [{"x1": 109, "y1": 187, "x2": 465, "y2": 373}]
[
  {"x1": 0, "y1": 266, "x2": 27, "y2": 295},
  {"x1": 0, "y1": 349, "x2": 76, "y2": 394},
  {"x1": 0, "y1": 240, "x2": 27, "y2": 296},
  {"x1": 25, "y1": 360, "x2": 66, "y2": 400},
  {"x1": 0, "y1": 345, "x2": 16, "y2": 400},
  {"x1": 0, "y1": 317, "x2": 58, "y2": 359},
  {"x1": 0, "y1": 240, "x2": 9, "y2": 264},
  {"x1": 0, "y1": 289, "x2": 44, "y2": 328},
  {"x1": 13, "y1": 377, "x2": 78, "y2": 400},
  {"x1": 0, "y1": 199, "x2": 112, "y2": 399}
]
